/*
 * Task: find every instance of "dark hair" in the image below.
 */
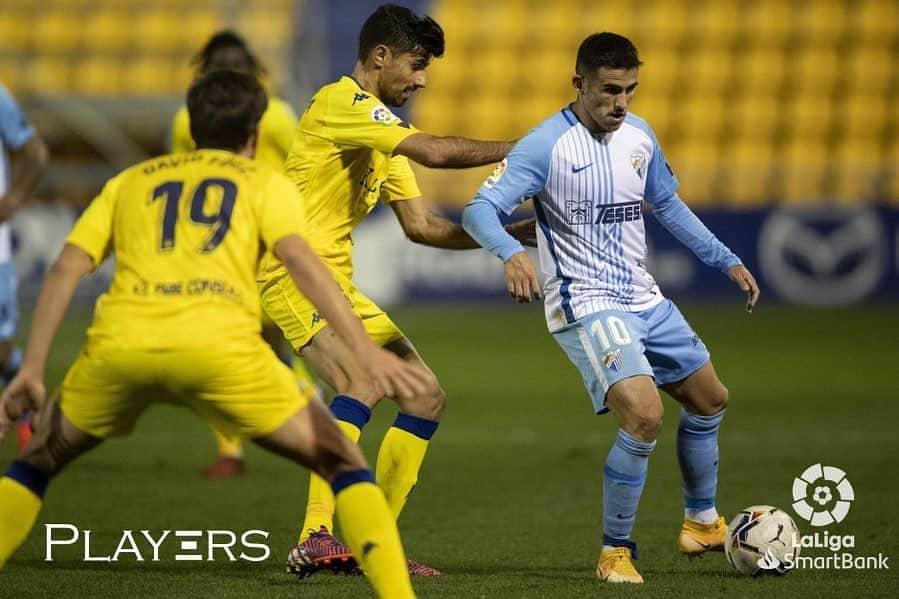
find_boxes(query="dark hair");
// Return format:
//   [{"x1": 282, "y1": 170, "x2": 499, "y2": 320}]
[
  {"x1": 358, "y1": 4, "x2": 445, "y2": 62},
  {"x1": 576, "y1": 32, "x2": 642, "y2": 77},
  {"x1": 191, "y1": 30, "x2": 266, "y2": 77},
  {"x1": 187, "y1": 70, "x2": 268, "y2": 151}
]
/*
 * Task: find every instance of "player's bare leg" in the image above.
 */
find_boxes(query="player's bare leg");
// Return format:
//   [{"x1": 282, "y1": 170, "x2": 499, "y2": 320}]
[
  {"x1": 254, "y1": 399, "x2": 415, "y2": 597},
  {"x1": 0, "y1": 398, "x2": 103, "y2": 567},
  {"x1": 596, "y1": 375, "x2": 662, "y2": 584},
  {"x1": 294, "y1": 328, "x2": 443, "y2": 576},
  {"x1": 662, "y1": 361, "x2": 729, "y2": 557}
]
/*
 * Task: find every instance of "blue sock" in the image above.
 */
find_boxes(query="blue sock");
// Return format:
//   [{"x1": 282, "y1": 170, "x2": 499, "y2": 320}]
[
  {"x1": 603, "y1": 429, "x2": 656, "y2": 556},
  {"x1": 677, "y1": 408, "x2": 725, "y2": 517}
]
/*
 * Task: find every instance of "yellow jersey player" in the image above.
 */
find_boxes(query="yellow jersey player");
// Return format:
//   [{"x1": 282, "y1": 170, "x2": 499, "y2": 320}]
[
  {"x1": 265, "y1": 4, "x2": 534, "y2": 577},
  {"x1": 0, "y1": 71, "x2": 430, "y2": 599},
  {"x1": 170, "y1": 30, "x2": 319, "y2": 479}
]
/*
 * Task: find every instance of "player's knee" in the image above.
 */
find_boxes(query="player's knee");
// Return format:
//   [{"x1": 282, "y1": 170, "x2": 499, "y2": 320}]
[
  {"x1": 632, "y1": 408, "x2": 663, "y2": 441},
  {"x1": 408, "y1": 378, "x2": 445, "y2": 421},
  {"x1": 696, "y1": 382, "x2": 729, "y2": 416},
  {"x1": 711, "y1": 383, "x2": 729, "y2": 413}
]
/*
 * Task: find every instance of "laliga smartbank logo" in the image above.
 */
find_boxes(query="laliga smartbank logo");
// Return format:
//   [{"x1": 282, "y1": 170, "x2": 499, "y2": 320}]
[
  {"x1": 44, "y1": 525, "x2": 271, "y2": 563},
  {"x1": 757, "y1": 464, "x2": 889, "y2": 572}
]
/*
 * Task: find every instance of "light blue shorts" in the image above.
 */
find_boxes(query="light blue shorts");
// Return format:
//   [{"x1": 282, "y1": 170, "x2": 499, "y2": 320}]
[
  {"x1": 552, "y1": 299, "x2": 710, "y2": 414},
  {"x1": 0, "y1": 262, "x2": 18, "y2": 342}
]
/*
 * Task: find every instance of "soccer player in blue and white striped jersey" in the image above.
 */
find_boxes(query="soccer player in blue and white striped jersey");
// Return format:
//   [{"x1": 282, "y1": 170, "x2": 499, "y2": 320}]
[{"x1": 462, "y1": 33, "x2": 760, "y2": 584}]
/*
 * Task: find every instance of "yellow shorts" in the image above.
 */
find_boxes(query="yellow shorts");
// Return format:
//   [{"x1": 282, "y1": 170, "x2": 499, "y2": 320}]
[
  {"x1": 59, "y1": 339, "x2": 306, "y2": 439},
  {"x1": 260, "y1": 270, "x2": 405, "y2": 352}
]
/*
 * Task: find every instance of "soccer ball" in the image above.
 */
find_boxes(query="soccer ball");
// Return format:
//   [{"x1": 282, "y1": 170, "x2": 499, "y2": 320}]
[{"x1": 725, "y1": 505, "x2": 801, "y2": 576}]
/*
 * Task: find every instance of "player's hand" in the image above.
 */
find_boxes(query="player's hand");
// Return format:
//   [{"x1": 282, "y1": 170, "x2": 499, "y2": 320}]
[
  {"x1": 503, "y1": 251, "x2": 542, "y2": 303},
  {"x1": 504, "y1": 217, "x2": 538, "y2": 247},
  {"x1": 358, "y1": 348, "x2": 432, "y2": 401},
  {"x1": 0, "y1": 368, "x2": 45, "y2": 440},
  {"x1": 728, "y1": 264, "x2": 760, "y2": 314}
]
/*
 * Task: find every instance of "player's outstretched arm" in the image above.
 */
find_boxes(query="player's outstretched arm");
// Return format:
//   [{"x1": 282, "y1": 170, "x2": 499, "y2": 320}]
[
  {"x1": 273, "y1": 235, "x2": 431, "y2": 399},
  {"x1": 390, "y1": 197, "x2": 537, "y2": 250},
  {"x1": 650, "y1": 192, "x2": 759, "y2": 312},
  {"x1": 395, "y1": 133, "x2": 513, "y2": 169},
  {"x1": 0, "y1": 244, "x2": 92, "y2": 436}
]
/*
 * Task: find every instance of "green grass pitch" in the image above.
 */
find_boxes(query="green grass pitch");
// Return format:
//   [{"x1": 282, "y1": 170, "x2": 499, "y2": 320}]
[{"x1": 1, "y1": 302, "x2": 897, "y2": 597}]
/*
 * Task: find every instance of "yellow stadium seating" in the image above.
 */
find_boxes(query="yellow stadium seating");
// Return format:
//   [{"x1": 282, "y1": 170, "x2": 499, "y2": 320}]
[
  {"x1": 83, "y1": 11, "x2": 131, "y2": 52},
  {"x1": 0, "y1": 12, "x2": 29, "y2": 52},
  {"x1": 74, "y1": 57, "x2": 123, "y2": 95}
]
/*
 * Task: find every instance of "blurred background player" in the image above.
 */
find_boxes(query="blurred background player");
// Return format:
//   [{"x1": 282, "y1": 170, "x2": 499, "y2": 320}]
[
  {"x1": 462, "y1": 33, "x2": 759, "y2": 584},
  {"x1": 0, "y1": 84, "x2": 48, "y2": 453},
  {"x1": 170, "y1": 30, "x2": 322, "y2": 479},
  {"x1": 263, "y1": 4, "x2": 533, "y2": 577},
  {"x1": 0, "y1": 70, "x2": 427, "y2": 598}
]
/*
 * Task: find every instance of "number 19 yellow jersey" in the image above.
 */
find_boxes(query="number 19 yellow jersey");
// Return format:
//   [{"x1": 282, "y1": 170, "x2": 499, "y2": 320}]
[{"x1": 67, "y1": 149, "x2": 304, "y2": 350}]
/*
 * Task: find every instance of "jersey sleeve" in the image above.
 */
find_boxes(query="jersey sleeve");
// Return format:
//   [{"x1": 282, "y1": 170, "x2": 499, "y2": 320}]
[
  {"x1": 257, "y1": 172, "x2": 306, "y2": 249},
  {"x1": 641, "y1": 123, "x2": 679, "y2": 204},
  {"x1": 66, "y1": 176, "x2": 120, "y2": 266},
  {"x1": 0, "y1": 85, "x2": 35, "y2": 151},
  {"x1": 267, "y1": 98, "x2": 298, "y2": 157},
  {"x1": 380, "y1": 154, "x2": 421, "y2": 203},
  {"x1": 169, "y1": 106, "x2": 196, "y2": 153},
  {"x1": 320, "y1": 90, "x2": 418, "y2": 154},
  {"x1": 471, "y1": 126, "x2": 553, "y2": 215}
]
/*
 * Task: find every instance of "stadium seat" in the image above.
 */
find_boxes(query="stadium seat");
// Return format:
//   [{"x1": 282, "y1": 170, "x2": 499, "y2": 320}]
[
  {"x1": 799, "y1": 0, "x2": 847, "y2": 42},
  {"x1": 795, "y1": 46, "x2": 838, "y2": 94},
  {"x1": 723, "y1": 141, "x2": 773, "y2": 204},
  {"x1": 135, "y1": 10, "x2": 182, "y2": 52},
  {"x1": 786, "y1": 94, "x2": 833, "y2": 143},
  {"x1": 681, "y1": 96, "x2": 725, "y2": 142},
  {"x1": 74, "y1": 57, "x2": 125, "y2": 95},
  {"x1": 687, "y1": 0, "x2": 741, "y2": 46},
  {"x1": 685, "y1": 50, "x2": 733, "y2": 94},
  {"x1": 674, "y1": 140, "x2": 720, "y2": 204},
  {"x1": 846, "y1": 46, "x2": 893, "y2": 93},
  {"x1": 640, "y1": 0, "x2": 688, "y2": 47},
  {"x1": 125, "y1": 57, "x2": 173, "y2": 96},
  {"x1": 0, "y1": 16, "x2": 28, "y2": 55},
  {"x1": 853, "y1": 0, "x2": 899, "y2": 43},
  {"x1": 84, "y1": 11, "x2": 131, "y2": 51},
  {"x1": 743, "y1": 0, "x2": 794, "y2": 45},
  {"x1": 781, "y1": 142, "x2": 829, "y2": 202},
  {"x1": 736, "y1": 48, "x2": 787, "y2": 92},
  {"x1": 26, "y1": 57, "x2": 71, "y2": 94},
  {"x1": 33, "y1": 14, "x2": 81, "y2": 52}
]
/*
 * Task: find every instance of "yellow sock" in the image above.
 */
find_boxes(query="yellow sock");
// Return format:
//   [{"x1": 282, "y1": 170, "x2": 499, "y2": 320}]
[
  {"x1": 299, "y1": 397, "x2": 372, "y2": 542},
  {"x1": 0, "y1": 462, "x2": 48, "y2": 569},
  {"x1": 210, "y1": 425, "x2": 243, "y2": 459},
  {"x1": 334, "y1": 473, "x2": 415, "y2": 599},
  {"x1": 376, "y1": 414, "x2": 438, "y2": 519}
]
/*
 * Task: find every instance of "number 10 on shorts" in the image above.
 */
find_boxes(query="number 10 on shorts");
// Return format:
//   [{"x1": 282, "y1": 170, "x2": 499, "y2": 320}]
[{"x1": 590, "y1": 316, "x2": 632, "y2": 351}]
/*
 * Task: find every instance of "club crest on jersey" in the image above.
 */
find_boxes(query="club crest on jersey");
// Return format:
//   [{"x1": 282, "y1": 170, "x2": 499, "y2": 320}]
[
  {"x1": 370, "y1": 105, "x2": 399, "y2": 125},
  {"x1": 603, "y1": 349, "x2": 624, "y2": 372},
  {"x1": 484, "y1": 159, "x2": 508, "y2": 189},
  {"x1": 631, "y1": 151, "x2": 648, "y2": 179}
]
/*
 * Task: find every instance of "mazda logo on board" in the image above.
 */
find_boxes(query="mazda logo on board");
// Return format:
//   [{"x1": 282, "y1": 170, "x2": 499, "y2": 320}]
[{"x1": 759, "y1": 207, "x2": 887, "y2": 306}]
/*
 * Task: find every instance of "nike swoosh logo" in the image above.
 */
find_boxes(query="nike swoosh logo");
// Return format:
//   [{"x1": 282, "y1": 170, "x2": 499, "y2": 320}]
[{"x1": 571, "y1": 163, "x2": 594, "y2": 173}]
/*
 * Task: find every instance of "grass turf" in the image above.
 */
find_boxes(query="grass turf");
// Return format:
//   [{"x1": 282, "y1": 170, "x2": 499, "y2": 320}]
[{"x1": 1, "y1": 302, "x2": 897, "y2": 597}]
